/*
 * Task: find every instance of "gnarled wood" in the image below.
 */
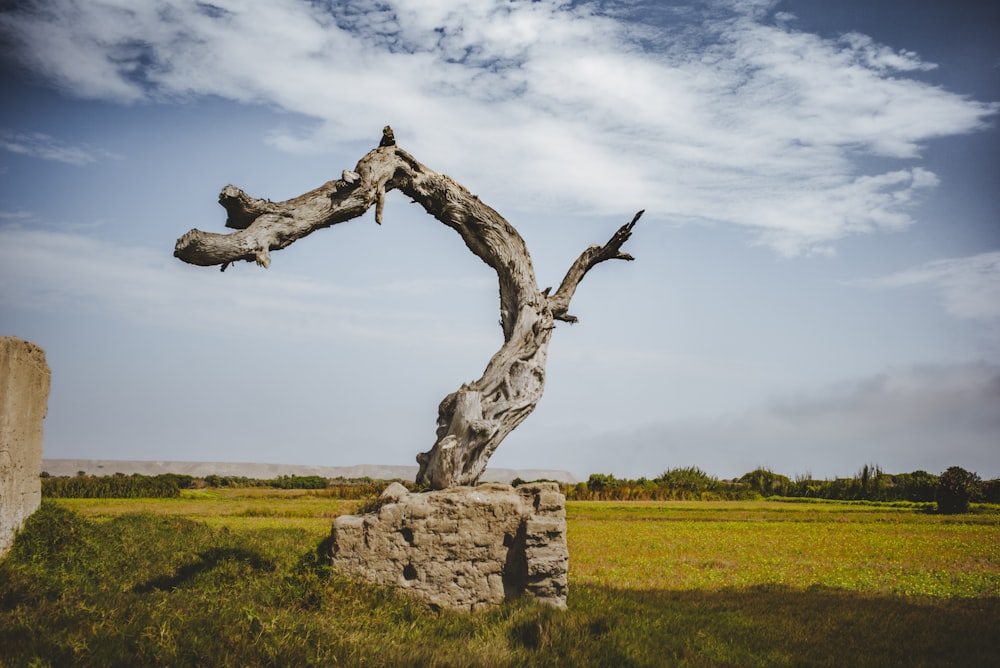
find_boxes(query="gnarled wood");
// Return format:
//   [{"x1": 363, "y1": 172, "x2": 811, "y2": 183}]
[{"x1": 174, "y1": 127, "x2": 641, "y2": 489}]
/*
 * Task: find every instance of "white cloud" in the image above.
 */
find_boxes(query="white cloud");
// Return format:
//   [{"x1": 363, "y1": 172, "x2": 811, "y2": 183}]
[
  {"x1": 1, "y1": 0, "x2": 995, "y2": 254},
  {"x1": 838, "y1": 32, "x2": 937, "y2": 73},
  {"x1": 0, "y1": 129, "x2": 119, "y2": 165},
  {"x1": 863, "y1": 252, "x2": 1000, "y2": 325}
]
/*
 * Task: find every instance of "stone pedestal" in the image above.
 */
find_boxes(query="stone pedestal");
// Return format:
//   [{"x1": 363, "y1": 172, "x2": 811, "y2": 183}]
[
  {"x1": 329, "y1": 482, "x2": 568, "y2": 611},
  {"x1": 1, "y1": 337, "x2": 50, "y2": 557}
]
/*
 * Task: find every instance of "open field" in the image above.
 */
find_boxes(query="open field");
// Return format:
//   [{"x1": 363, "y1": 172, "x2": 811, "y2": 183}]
[
  {"x1": 2, "y1": 493, "x2": 998, "y2": 666},
  {"x1": 569, "y1": 501, "x2": 1000, "y2": 597},
  {"x1": 55, "y1": 488, "x2": 361, "y2": 538}
]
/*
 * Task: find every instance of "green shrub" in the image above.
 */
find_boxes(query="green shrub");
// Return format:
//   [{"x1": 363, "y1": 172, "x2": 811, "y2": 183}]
[
  {"x1": 739, "y1": 468, "x2": 793, "y2": 497},
  {"x1": 268, "y1": 475, "x2": 329, "y2": 489},
  {"x1": 937, "y1": 466, "x2": 981, "y2": 514},
  {"x1": 982, "y1": 478, "x2": 1000, "y2": 504},
  {"x1": 655, "y1": 466, "x2": 717, "y2": 493}
]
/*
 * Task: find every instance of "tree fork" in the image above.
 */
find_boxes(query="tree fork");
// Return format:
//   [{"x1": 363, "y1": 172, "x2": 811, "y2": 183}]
[{"x1": 174, "y1": 126, "x2": 642, "y2": 490}]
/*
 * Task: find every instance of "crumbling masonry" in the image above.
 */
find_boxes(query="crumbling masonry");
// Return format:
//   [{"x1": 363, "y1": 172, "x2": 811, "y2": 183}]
[{"x1": 329, "y1": 482, "x2": 568, "y2": 610}]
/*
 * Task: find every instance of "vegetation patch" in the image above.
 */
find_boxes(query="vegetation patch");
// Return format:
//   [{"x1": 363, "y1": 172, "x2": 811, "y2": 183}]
[
  {"x1": 2, "y1": 497, "x2": 997, "y2": 666},
  {"x1": 566, "y1": 464, "x2": 1000, "y2": 508},
  {"x1": 568, "y1": 501, "x2": 1000, "y2": 598}
]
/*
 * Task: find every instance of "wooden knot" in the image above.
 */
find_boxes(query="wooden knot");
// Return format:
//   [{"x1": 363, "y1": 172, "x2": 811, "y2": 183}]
[{"x1": 380, "y1": 125, "x2": 396, "y2": 147}]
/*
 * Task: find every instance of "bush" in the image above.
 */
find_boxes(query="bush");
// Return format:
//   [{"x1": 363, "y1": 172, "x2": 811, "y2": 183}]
[
  {"x1": 937, "y1": 466, "x2": 981, "y2": 514},
  {"x1": 269, "y1": 475, "x2": 329, "y2": 489},
  {"x1": 892, "y1": 470, "x2": 939, "y2": 503},
  {"x1": 655, "y1": 466, "x2": 717, "y2": 493},
  {"x1": 982, "y1": 479, "x2": 1000, "y2": 504},
  {"x1": 739, "y1": 468, "x2": 792, "y2": 497}
]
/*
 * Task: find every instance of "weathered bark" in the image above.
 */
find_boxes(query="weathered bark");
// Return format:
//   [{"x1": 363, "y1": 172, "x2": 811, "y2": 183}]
[{"x1": 174, "y1": 127, "x2": 641, "y2": 490}]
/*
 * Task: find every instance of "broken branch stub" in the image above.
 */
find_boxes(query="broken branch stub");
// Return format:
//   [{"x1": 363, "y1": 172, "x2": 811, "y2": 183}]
[{"x1": 174, "y1": 126, "x2": 642, "y2": 490}]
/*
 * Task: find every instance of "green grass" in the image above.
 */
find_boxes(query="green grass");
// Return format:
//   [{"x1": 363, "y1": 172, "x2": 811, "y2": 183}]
[
  {"x1": 1, "y1": 496, "x2": 998, "y2": 666},
  {"x1": 54, "y1": 487, "x2": 362, "y2": 539},
  {"x1": 568, "y1": 500, "x2": 1000, "y2": 597}
]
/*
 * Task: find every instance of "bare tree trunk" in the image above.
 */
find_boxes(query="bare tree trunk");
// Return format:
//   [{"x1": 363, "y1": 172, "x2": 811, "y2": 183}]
[{"x1": 175, "y1": 127, "x2": 641, "y2": 489}]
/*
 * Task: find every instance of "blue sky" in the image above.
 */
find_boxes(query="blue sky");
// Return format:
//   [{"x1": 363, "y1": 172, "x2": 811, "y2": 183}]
[{"x1": 1, "y1": 0, "x2": 997, "y2": 480}]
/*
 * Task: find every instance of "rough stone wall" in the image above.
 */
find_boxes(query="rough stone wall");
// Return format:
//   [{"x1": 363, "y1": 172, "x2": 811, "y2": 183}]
[
  {"x1": 0, "y1": 337, "x2": 50, "y2": 557},
  {"x1": 329, "y1": 482, "x2": 568, "y2": 611}
]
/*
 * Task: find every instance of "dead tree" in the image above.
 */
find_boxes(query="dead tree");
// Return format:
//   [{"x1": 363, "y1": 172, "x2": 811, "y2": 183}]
[{"x1": 174, "y1": 127, "x2": 641, "y2": 490}]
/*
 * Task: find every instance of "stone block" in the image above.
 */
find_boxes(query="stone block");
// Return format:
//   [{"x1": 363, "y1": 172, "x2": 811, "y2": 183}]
[
  {"x1": 380, "y1": 481, "x2": 409, "y2": 502},
  {"x1": 534, "y1": 490, "x2": 567, "y2": 514},
  {"x1": 525, "y1": 516, "x2": 567, "y2": 542},
  {"x1": 377, "y1": 502, "x2": 405, "y2": 523},
  {"x1": 527, "y1": 555, "x2": 568, "y2": 578}
]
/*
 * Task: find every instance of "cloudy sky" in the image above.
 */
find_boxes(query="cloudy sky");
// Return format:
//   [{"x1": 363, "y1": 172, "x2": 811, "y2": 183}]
[{"x1": 1, "y1": 0, "x2": 997, "y2": 481}]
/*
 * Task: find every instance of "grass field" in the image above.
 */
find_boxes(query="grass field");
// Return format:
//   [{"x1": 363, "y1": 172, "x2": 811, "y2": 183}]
[
  {"x1": 55, "y1": 487, "x2": 360, "y2": 537},
  {"x1": 568, "y1": 501, "x2": 1000, "y2": 598},
  {"x1": 1, "y1": 492, "x2": 998, "y2": 666}
]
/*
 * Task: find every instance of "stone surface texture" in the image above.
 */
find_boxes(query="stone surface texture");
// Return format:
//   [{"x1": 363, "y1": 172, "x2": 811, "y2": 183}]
[
  {"x1": 329, "y1": 482, "x2": 568, "y2": 611},
  {"x1": 0, "y1": 337, "x2": 50, "y2": 557}
]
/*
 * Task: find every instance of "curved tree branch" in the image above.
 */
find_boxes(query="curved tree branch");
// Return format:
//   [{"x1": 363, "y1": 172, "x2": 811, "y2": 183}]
[
  {"x1": 548, "y1": 209, "x2": 644, "y2": 323},
  {"x1": 174, "y1": 126, "x2": 641, "y2": 489}
]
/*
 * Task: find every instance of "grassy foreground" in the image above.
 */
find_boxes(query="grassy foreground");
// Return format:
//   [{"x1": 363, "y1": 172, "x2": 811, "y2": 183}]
[{"x1": 0, "y1": 493, "x2": 997, "y2": 666}]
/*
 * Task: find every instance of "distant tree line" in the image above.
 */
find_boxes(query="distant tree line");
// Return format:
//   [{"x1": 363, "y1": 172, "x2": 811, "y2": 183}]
[
  {"x1": 197, "y1": 475, "x2": 398, "y2": 498},
  {"x1": 42, "y1": 465, "x2": 996, "y2": 513},
  {"x1": 40, "y1": 472, "x2": 408, "y2": 499},
  {"x1": 200, "y1": 474, "x2": 329, "y2": 490},
  {"x1": 737, "y1": 464, "x2": 942, "y2": 503},
  {"x1": 41, "y1": 473, "x2": 185, "y2": 499},
  {"x1": 564, "y1": 465, "x2": 998, "y2": 512},
  {"x1": 566, "y1": 467, "x2": 754, "y2": 501}
]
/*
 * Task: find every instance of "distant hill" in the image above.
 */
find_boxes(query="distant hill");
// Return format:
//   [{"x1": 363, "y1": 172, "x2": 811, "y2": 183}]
[{"x1": 41, "y1": 459, "x2": 577, "y2": 484}]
